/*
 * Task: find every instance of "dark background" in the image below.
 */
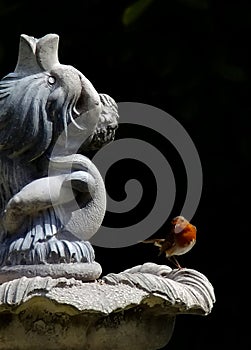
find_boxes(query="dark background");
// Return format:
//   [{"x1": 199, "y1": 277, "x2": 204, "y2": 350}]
[{"x1": 0, "y1": 0, "x2": 249, "y2": 348}]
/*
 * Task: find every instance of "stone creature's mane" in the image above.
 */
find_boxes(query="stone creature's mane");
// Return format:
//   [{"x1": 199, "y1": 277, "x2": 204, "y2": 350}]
[
  {"x1": 0, "y1": 73, "x2": 54, "y2": 161},
  {"x1": 0, "y1": 34, "x2": 63, "y2": 162},
  {"x1": 0, "y1": 69, "x2": 86, "y2": 162}
]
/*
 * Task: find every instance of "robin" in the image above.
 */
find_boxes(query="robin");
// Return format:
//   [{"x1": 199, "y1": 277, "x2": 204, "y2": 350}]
[{"x1": 142, "y1": 216, "x2": 197, "y2": 268}]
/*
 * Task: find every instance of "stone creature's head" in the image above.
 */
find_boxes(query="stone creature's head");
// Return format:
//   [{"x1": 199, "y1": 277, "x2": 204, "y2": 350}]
[{"x1": 0, "y1": 34, "x2": 119, "y2": 162}]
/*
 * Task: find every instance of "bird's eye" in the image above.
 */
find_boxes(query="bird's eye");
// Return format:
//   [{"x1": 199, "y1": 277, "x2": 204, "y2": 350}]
[{"x1": 48, "y1": 76, "x2": 56, "y2": 85}]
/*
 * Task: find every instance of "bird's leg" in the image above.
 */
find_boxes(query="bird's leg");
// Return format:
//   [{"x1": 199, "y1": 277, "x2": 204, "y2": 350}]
[{"x1": 168, "y1": 256, "x2": 182, "y2": 269}]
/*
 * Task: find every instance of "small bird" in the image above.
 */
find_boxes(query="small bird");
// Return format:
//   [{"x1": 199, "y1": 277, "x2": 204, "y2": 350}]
[{"x1": 142, "y1": 216, "x2": 197, "y2": 268}]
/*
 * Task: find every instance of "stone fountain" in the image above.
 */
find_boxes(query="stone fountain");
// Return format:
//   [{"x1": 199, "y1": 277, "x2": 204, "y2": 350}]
[{"x1": 0, "y1": 34, "x2": 215, "y2": 350}]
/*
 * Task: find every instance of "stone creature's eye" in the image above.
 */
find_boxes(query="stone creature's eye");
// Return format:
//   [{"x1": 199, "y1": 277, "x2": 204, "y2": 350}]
[{"x1": 48, "y1": 76, "x2": 56, "y2": 85}]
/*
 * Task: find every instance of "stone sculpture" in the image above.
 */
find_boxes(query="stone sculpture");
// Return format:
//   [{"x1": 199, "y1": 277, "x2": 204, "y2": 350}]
[
  {"x1": 0, "y1": 34, "x2": 119, "y2": 281},
  {"x1": 0, "y1": 34, "x2": 215, "y2": 350}
]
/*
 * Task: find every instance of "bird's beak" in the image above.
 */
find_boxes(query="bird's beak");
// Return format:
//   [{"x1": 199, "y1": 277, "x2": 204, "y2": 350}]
[{"x1": 174, "y1": 224, "x2": 183, "y2": 234}]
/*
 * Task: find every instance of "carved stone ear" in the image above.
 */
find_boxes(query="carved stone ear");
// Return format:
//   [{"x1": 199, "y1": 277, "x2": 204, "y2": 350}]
[
  {"x1": 14, "y1": 34, "x2": 42, "y2": 75},
  {"x1": 14, "y1": 34, "x2": 60, "y2": 75},
  {"x1": 36, "y1": 34, "x2": 60, "y2": 71}
]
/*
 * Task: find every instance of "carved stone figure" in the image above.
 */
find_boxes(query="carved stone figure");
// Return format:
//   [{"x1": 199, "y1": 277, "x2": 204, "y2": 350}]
[{"x1": 0, "y1": 34, "x2": 119, "y2": 280}]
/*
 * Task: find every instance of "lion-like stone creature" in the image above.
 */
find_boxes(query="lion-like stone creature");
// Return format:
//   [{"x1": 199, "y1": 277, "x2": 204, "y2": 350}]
[{"x1": 0, "y1": 34, "x2": 119, "y2": 275}]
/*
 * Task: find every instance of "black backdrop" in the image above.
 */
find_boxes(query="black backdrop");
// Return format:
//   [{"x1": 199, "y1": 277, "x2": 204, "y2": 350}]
[{"x1": 0, "y1": 0, "x2": 249, "y2": 349}]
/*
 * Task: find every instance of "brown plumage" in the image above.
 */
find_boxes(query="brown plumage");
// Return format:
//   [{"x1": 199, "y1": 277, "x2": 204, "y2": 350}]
[{"x1": 143, "y1": 216, "x2": 197, "y2": 268}]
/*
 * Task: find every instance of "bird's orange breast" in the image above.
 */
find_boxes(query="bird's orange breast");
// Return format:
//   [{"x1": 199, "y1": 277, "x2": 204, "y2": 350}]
[{"x1": 175, "y1": 223, "x2": 197, "y2": 247}]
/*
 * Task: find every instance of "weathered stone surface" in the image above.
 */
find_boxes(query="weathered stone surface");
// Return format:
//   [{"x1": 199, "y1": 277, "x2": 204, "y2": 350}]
[
  {"x1": 0, "y1": 262, "x2": 102, "y2": 284},
  {"x1": 0, "y1": 263, "x2": 215, "y2": 349}
]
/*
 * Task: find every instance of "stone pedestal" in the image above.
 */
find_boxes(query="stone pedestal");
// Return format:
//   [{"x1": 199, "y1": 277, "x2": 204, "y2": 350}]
[{"x1": 0, "y1": 263, "x2": 215, "y2": 350}]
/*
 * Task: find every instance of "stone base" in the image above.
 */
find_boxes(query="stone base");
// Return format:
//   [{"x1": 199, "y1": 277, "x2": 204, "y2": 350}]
[
  {"x1": 0, "y1": 263, "x2": 215, "y2": 350},
  {"x1": 0, "y1": 296, "x2": 175, "y2": 350},
  {"x1": 0, "y1": 262, "x2": 102, "y2": 284}
]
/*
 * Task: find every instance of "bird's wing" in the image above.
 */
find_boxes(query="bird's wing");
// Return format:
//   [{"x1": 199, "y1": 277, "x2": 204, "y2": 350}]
[{"x1": 159, "y1": 231, "x2": 176, "y2": 254}]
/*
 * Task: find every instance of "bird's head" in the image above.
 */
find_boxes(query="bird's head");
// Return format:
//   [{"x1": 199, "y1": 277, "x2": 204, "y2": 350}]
[{"x1": 172, "y1": 216, "x2": 190, "y2": 234}]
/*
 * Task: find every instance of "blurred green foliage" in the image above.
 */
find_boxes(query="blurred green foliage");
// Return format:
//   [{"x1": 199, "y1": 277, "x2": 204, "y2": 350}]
[{"x1": 122, "y1": 0, "x2": 154, "y2": 26}]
